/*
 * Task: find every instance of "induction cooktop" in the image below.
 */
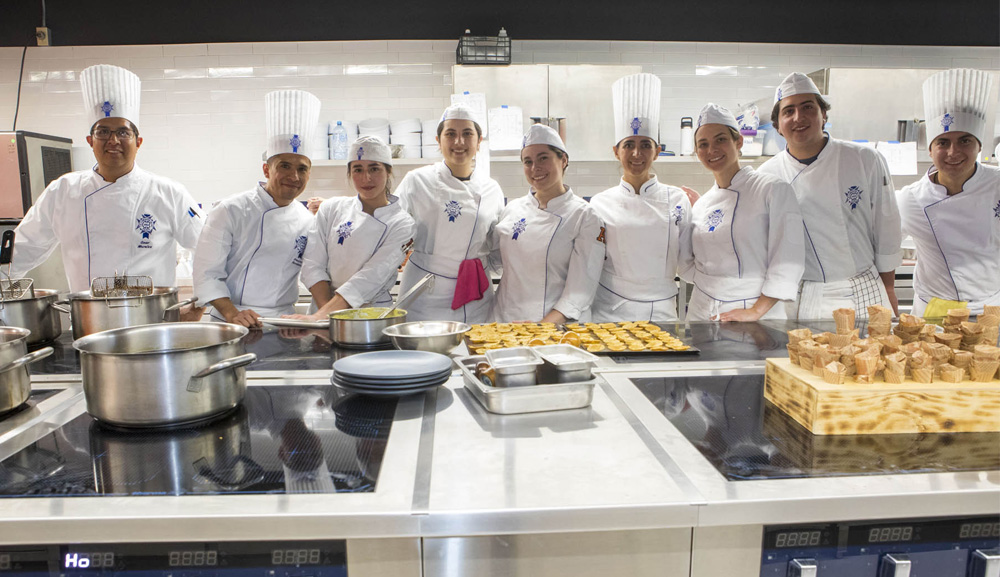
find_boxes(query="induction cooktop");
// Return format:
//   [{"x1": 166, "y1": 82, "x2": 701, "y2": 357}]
[
  {"x1": 0, "y1": 386, "x2": 395, "y2": 497},
  {"x1": 630, "y1": 374, "x2": 1000, "y2": 481}
]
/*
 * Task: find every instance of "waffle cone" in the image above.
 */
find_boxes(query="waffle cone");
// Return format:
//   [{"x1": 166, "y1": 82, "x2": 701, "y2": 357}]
[
  {"x1": 787, "y1": 328, "x2": 812, "y2": 345},
  {"x1": 939, "y1": 364, "x2": 964, "y2": 383},
  {"x1": 973, "y1": 345, "x2": 1000, "y2": 362},
  {"x1": 823, "y1": 361, "x2": 846, "y2": 384},
  {"x1": 911, "y1": 367, "x2": 933, "y2": 384},
  {"x1": 884, "y1": 368, "x2": 905, "y2": 384},
  {"x1": 983, "y1": 305, "x2": 1000, "y2": 318},
  {"x1": 951, "y1": 351, "x2": 973, "y2": 369},
  {"x1": 969, "y1": 361, "x2": 999, "y2": 382},
  {"x1": 833, "y1": 308, "x2": 856, "y2": 334}
]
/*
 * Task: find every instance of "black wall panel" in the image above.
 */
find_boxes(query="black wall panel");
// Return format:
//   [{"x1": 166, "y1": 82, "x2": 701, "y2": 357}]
[{"x1": 2, "y1": 0, "x2": 997, "y2": 47}]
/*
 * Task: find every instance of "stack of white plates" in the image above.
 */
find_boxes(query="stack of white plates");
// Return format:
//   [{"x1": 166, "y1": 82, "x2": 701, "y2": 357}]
[
  {"x1": 422, "y1": 119, "x2": 439, "y2": 135},
  {"x1": 389, "y1": 133, "x2": 421, "y2": 147},
  {"x1": 331, "y1": 350, "x2": 453, "y2": 397}
]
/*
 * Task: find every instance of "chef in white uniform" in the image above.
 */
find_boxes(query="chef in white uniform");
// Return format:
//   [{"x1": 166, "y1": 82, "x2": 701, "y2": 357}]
[
  {"x1": 680, "y1": 104, "x2": 805, "y2": 321},
  {"x1": 758, "y1": 72, "x2": 902, "y2": 320},
  {"x1": 590, "y1": 73, "x2": 694, "y2": 322},
  {"x1": 193, "y1": 90, "x2": 319, "y2": 327},
  {"x1": 11, "y1": 64, "x2": 204, "y2": 293},
  {"x1": 896, "y1": 68, "x2": 1000, "y2": 317},
  {"x1": 491, "y1": 125, "x2": 606, "y2": 323},
  {"x1": 295, "y1": 136, "x2": 415, "y2": 318},
  {"x1": 395, "y1": 104, "x2": 505, "y2": 322}
]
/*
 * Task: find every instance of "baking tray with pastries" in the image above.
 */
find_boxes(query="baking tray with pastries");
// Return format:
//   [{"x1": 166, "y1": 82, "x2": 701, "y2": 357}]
[{"x1": 464, "y1": 321, "x2": 698, "y2": 356}]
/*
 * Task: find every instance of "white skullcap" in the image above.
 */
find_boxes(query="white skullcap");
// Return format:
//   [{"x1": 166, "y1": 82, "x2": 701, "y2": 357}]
[
  {"x1": 695, "y1": 103, "x2": 739, "y2": 137},
  {"x1": 349, "y1": 135, "x2": 393, "y2": 166},
  {"x1": 774, "y1": 72, "x2": 822, "y2": 108},
  {"x1": 522, "y1": 124, "x2": 567, "y2": 155},
  {"x1": 80, "y1": 64, "x2": 141, "y2": 128},
  {"x1": 612, "y1": 73, "x2": 661, "y2": 144},
  {"x1": 923, "y1": 68, "x2": 995, "y2": 145},
  {"x1": 265, "y1": 90, "x2": 321, "y2": 160},
  {"x1": 438, "y1": 104, "x2": 481, "y2": 129}
]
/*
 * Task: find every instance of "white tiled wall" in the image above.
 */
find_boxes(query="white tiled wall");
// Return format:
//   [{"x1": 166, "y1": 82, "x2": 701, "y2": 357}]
[{"x1": 0, "y1": 41, "x2": 996, "y2": 205}]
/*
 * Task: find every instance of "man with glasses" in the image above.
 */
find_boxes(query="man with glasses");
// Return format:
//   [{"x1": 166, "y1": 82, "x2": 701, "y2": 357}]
[{"x1": 11, "y1": 64, "x2": 204, "y2": 295}]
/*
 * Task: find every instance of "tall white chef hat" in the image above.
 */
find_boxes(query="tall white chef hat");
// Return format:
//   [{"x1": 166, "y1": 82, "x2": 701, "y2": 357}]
[
  {"x1": 349, "y1": 135, "x2": 393, "y2": 166},
  {"x1": 438, "y1": 104, "x2": 482, "y2": 131},
  {"x1": 774, "y1": 72, "x2": 823, "y2": 107},
  {"x1": 265, "y1": 90, "x2": 322, "y2": 161},
  {"x1": 522, "y1": 123, "x2": 567, "y2": 155},
  {"x1": 612, "y1": 73, "x2": 661, "y2": 145},
  {"x1": 80, "y1": 64, "x2": 141, "y2": 129},
  {"x1": 923, "y1": 68, "x2": 995, "y2": 146},
  {"x1": 695, "y1": 103, "x2": 739, "y2": 138}
]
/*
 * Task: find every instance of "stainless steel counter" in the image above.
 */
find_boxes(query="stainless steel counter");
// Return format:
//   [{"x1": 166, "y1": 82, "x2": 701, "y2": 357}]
[{"x1": 1, "y1": 322, "x2": 997, "y2": 577}]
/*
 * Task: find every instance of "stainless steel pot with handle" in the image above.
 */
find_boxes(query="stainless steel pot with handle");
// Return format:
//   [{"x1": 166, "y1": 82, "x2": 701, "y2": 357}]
[
  {"x1": 0, "y1": 289, "x2": 63, "y2": 345},
  {"x1": 0, "y1": 326, "x2": 54, "y2": 414},
  {"x1": 52, "y1": 287, "x2": 198, "y2": 339},
  {"x1": 72, "y1": 323, "x2": 257, "y2": 428}
]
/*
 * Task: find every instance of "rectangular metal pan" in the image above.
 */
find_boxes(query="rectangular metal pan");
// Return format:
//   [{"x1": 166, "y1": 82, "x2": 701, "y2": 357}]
[{"x1": 456, "y1": 355, "x2": 596, "y2": 415}]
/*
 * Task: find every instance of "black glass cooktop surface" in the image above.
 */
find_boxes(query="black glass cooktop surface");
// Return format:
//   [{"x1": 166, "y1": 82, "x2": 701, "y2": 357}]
[
  {"x1": 630, "y1": 374, "x2": 1000, "y2": 480},
  {"x1": 0, "y1": 386, "x2": 395, "y2": 497}
]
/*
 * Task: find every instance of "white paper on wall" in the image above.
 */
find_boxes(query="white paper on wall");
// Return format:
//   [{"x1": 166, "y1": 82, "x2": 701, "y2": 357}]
[
  {"x1": 488, "y1": 105, "x2": 523, "y2": 151},
  {"x1": 451, "y1": 91, "x2": 489, "y2": 138},
  {"x1": 875, "y1": 141, "x2": 918, "y2": 176}
]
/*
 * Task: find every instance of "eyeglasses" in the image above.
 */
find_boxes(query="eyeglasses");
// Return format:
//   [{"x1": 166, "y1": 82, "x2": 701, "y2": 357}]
[{"x1": 91, "y1": 127, "x2": 135, "y2": 141}]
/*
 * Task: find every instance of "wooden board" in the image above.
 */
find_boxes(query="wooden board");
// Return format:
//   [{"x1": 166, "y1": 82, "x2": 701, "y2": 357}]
[{"x1": 764, "y1": 357, "x2": 1000, "y2": 435}]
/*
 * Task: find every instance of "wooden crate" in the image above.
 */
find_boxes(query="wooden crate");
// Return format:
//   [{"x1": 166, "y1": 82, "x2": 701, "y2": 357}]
[{"x1": 764, "y1": 357, "x2": 1000, "y2": 435}]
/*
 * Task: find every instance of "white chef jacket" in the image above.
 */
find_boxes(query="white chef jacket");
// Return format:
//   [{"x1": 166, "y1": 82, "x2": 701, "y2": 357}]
[
  {"x1": 300, "y1": 195, "x2": 415, "y2": 309},
  {"x1": 758, "y1": 136, "x2": 902, "y2": 318},
  {"x1": 11, "y1": 164, "x2": 204, "y2": 292},
  {"x1": 491, "y1": 188, "x2": 606, "y2": 322},
  {"x1": 396, "y1": 162, "x2": 505, "y2": 322},
  {"x1": 589, "y1": 176, "x2": 692, "y2": 322},
  {"x1": 193, "y1": 184, "x2": 313, "y2": 319},
  {"x1": 679, "y1": 166, "x2": 805, "y2": 321},
  {"x1": 897, "y1": 163, "x2": 1000, "y2": 316}
]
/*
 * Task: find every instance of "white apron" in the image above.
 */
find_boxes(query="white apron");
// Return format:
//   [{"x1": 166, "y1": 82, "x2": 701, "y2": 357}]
[
  {"x1": 492, "y1": 189, "x2": 605, "y2": 322},
  {"x1": 396, "y1": 162, "x2": 504, "y2": 322},
  {"x1": 193, "y1": 184, "x2": 312, "y2": 320},
  {"x1": 300, "y1": 195, "x2": 414, "y2": 309},
  {"x1": 897, "y1": 164, "x2": 1000, "y2": 316},
  {"x1": 589, "y1": 176, "x2": 691, "y2": 322}
]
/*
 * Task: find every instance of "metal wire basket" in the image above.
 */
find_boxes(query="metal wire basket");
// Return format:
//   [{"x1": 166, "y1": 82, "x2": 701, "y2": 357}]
[{"x1": 91, "y1": 274, "x2": 154, "y2": 298}]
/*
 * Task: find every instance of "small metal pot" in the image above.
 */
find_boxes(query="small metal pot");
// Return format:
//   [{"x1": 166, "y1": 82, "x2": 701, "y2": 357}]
[
  {"x1": 0, "y1": 289, "x2": 63, "y2": 346},
  {"x1": 0, "y1": 327, "x2": 54, "y2": 414},
  {"x1": 52, "y1": 287, "x2": 198, "y2": 339},
  {"x1": 329, "y1": 307, "x2": 408, "y2": 347},
  {"x1": 72, "y1": 323, "x2": 257, "y2": 428}
]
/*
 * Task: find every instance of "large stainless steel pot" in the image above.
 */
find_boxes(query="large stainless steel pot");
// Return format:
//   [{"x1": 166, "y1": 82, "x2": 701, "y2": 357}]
[
  {"x1": 52, "y1": 287, "x2": 198, "y2": 339},
  {"x1": 0, "y1": 327, "x2": 54, "y2": 414},
  {"x1": 0, "y1": 289, "x2": 62, "y2": 345},
  {"x1": 90, "y1": 405, "x2": 264, "y2": 495},
  {"x1": 259, "y1": 307, "x2": 408, "y2": 347},
  {"x1": 72, "y1": 323, "x2": 257, "y2": 428}
]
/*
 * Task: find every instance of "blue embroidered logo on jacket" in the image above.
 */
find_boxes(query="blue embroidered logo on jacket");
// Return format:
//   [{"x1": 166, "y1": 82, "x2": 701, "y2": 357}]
[
  {"x1": 512, "y1": 218, "x2": 526, "y2": 240},
  {"x1": 707, "y1": 209, "x2": 724, "y2": 232},
  {"x1": 673, "y1": 205, "x2": 684, "y2": 226},
  {"x1": 101, "y1": 101, "x2": 114, "y2": 117},
  {"x1": 289, "y1": 134, "x2": 301, "y2": 153},
  {"x1": 135, "y1": 214, "x2": 156, "y2": 248},
  {"x1": 337, "y1": 221, "x2": 353, "y2": 245},
  {"x1": 994, "y1": 200, "x2": 1000, "y2": 219},
  {"x1": 445, "y1": 200, "x2": 462, "y2": 222},
  {"x1": 630, "y1": 117, "x2": 642, "y2": 135},
  {"x1": 845, "y1": 186, "x2": 863, "y2": 210},
  {"x1": 293, "y1": 235, "x2": 307, "y2": 265},
  {"x1": 940, "y1": 113, "x2": 954, "y2": 132}
]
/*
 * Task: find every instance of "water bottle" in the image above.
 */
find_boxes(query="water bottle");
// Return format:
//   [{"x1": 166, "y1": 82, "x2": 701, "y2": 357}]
[
  {"x1": 332, "y1": 121, "x2": 349, "y2": 160},
  {"x1": 680, "y1": 117, "x2": 694, "y2": 156}
]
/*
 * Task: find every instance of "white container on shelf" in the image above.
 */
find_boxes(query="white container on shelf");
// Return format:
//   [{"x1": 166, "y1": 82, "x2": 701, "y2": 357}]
[
  {"x1": 358, "y1": 118, "x2": 390, "y2": 133},
  {"x1": 399, "y1": 145, "x2": 422, "y2": 159},
  {"x1": 389, "y1": 133, "x2": 422, "y2": 147},
  {"x1": 422, "y1": 119, "x2": 439, "y2": 136},
  {"x1": 390, "y1": 118, "x2": 423, "y2": 134},
  {"x1": 422, "y1": 144, "x2": 442, "y2": 159}
]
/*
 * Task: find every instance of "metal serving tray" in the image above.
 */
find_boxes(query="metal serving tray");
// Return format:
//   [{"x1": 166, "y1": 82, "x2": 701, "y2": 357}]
[
  {"x1": 533, "y1": 344, "x2": 599, "y2": 381},
  {"x1": 484, "y1": 347, "x2": 543, "y2": 374},
  {"x1": 456, "y1": 355, "x2": 596, "y2": 415}
]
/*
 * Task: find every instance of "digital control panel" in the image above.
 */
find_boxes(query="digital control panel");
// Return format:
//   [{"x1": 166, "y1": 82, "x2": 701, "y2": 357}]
[
  {"x1": 761, "y1": 515, "x2": 1000, "y2": 577},
  {"x1": 0, "y1": 540, "x2": 347, "y2": 576}
]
